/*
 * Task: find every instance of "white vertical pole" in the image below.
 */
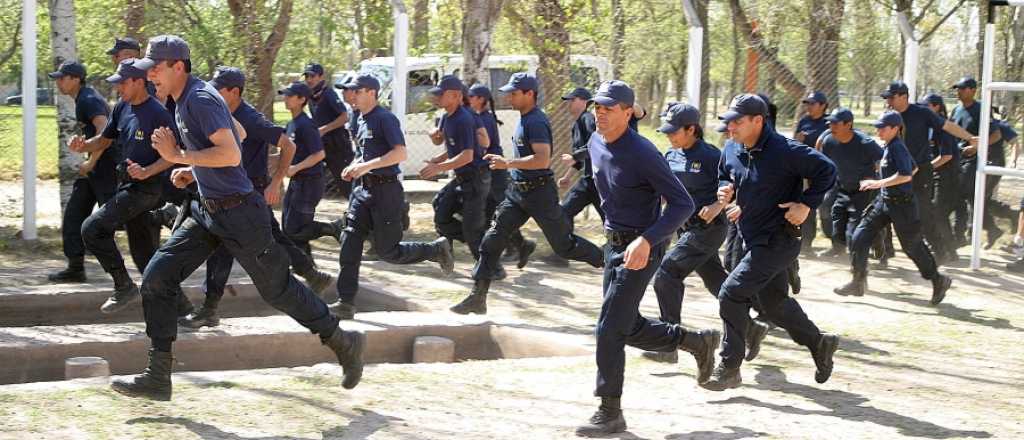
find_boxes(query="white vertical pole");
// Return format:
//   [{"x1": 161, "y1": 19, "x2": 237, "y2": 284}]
[
  {"x1": 21, "y1": 0, "x2": 37, "y2": 241},
  {"x1": 390, "y1": 1, "x2": 409, "y2": 130},
  {"x1": 896, "y1": 12, "x2": 918, "y2": 98},
  {"x1": 970, "y1": 21, "x2": 997, "y2": 270},
  {"x1": 682, "y1": 0, "x2": 703, "y2": 107}
]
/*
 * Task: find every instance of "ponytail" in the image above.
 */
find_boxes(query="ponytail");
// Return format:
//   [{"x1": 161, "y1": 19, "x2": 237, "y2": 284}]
[{"x1": 488, "y1": 96, "x2": 503, "y2": 126}]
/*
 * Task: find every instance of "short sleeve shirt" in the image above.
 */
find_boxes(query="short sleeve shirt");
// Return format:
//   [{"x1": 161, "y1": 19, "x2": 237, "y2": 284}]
[
  {"x1": 102, "y1": 97, "x2": 175, "y2": 168},
  {"x1": 175, "y1": 76, "x2": 253, "y2": 198},
  {"x1": 510, "y1": 107, "x2": 554, "y2": 181},
  {"x1": 820, "y1": 131, "x2": 883, "y2": 191},
  {"x1": 356, "y1": 105, "x2": 405, "y2": 176},
  {"x1": 287, "y1": 112, "x2": 325, "y2": 178},
  {"x1": 233, "y1": 101, "x2": 284, "y2": 182},
  {"x1": 901, "y1": 103, "x2": 947, "y2": 164},
  {"x1": 880, "y1": 138, "x2": 915, "y2": 196}
]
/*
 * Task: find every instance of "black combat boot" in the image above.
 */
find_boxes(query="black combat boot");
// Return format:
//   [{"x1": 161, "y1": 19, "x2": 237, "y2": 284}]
[
  {"x1": 700, "y1": 363, "x2": 742, "y2": 391},
  {"x1": 328, "y1": 300, "x2": 356, "y2": 320},
  {"x1": 575, "y1": 397, "x2": 626, "y2": 437},
  {"x1": 834, "y1": 270, "x2": 867, "y2": 297},
  {"x1": 430, "y1": 237, "x2": 455, "y2": 276},
  {"x1": 745, "y1": 319, "x2": 770, "y2": 361},
  {"x1": 450, "y1": 279, "x2": 489, "y2": 315},
  {"x1": 178, "y1": 305, "x2": 220, "y2": 329},
  {"x1": 110, "y1": 349, "x2": 173, "y2": 401},
  {"x1": 47, "y1": 258, "x2": 86, "y2": 283},
  {"x1": 516, "y1": 239, "x2": 537, "y2": 269},
  {"x1": 678, "y1": 328, "x2": 720, "y2": 383},
  {"x1": 931, "y1": 274, "x2": 951, "y2": 305},
  {"x1": 812, "y1": 333, "x2": 839, "y2": 384},
  {"x1": 299, "y1": 268, "x2": 335, "y2": 297},
  {"x1": 100, "y1": 270, "x2": 140, "y2": 314},
  {"x1": 640, "y1": 351, "x2": 678, "y2": 363},
  {"x1": 322, "y1": 326, "x2": 366, "y2": 389}
]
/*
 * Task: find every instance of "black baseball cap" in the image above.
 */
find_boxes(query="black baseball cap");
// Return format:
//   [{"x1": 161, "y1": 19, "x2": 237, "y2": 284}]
[
  {"x1": 429, "y1": 75, "x2": 465, "y2": 96},
  {"x1": 339, "y1": 74, "x2": 380, "y2": 91},
  {"x1": 106, "y1": 37, "x2": 141, "y2": 55},
  {"x1": 498, "y1": 72, "x2": 539, "y2": 94},
  {"x1": 278, "y1": 81, "x2": 313, "y2": 99},
  {"x1": 210, "y1": 66, "x2": 246, "y2": 90},
  {"x1": 657, "y1": 103, "x2": 700, "y2": 134},
  {"x1": 824, "y1": 107, "x2": 854, "y2": 124},
  {"x1": 872, "y1": 110, "x2": 904, "y2": 128},
  {"x1": 802, "y1": 91, "x2": 828, "y2": 105},
  {"x1": 561, "y1": 87, "x2": 592, "y2": 101},
  {"x1": 303, "y1": 63, "x2": 325, "y2": 77},
  {"x1": 47, "y1": 61, "x2": 87, "y2": 80},
  {"x1": 105, "y1": 58, "x2": 148, "y2": 83},
  {"x1": 592, "y1": 81, "x2": 635, "y2": 107},
  {"x1": 467, "y1": 84, "x2": 492, "y2": 99},
  {"x1": 951, "y1": 77, "x2": 978, "y2": 90},
  {"x1": 136, "y1": 35, "x2": 190, "y2": 70},
  {"x1": 919, "y1": 93, "x2": 944, "y2": 107},
  {"x1": 880, "y1": 81, "x2": 909, "y2": 98},
  {"x1": 718, "y1": 93, "x2": 768, "y2": 124}
]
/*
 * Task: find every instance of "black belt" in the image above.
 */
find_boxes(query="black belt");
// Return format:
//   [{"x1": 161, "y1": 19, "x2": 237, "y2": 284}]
[
  {"x1": 290, "y1": 170, "x2": 323, "y2": 180},
  {"x1": 454, "y1": 166, "x2": 486, "y2": 183},
  {"x1": 201, "y1": 192, "x2": 251, "y2": 214},
  {"x1": 249, "y1": 174, "x2": 271, "y2": 188},
  {"x1": 361, "y1": 173, "x2": 400, "y2": 189},
  {"x1": 511, "y1": 175, "x2": 552, "y2": 193},
  {"x1": 605, "y1": 229, "x2": 643, "y2": 247},
  {"x1": 883, "y1": 192, "x2": 915, "y2": 205}
]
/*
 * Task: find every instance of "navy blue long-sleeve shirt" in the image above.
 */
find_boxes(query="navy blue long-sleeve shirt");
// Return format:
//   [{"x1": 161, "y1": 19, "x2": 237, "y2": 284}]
[
  {"x1": 718, "y1": 124, "x2": 836, "y2": 245},
  {"x1": 590, "y1": 129, "x2": 695, "y2": 247}
]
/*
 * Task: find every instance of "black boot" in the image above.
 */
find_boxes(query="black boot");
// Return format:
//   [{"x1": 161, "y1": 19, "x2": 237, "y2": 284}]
[
  {"x1": 817, "y1": 242, "x2": 846, "y2": 258},
  {"x1": 812, "y1": 333, "x2": 839, "y2": 384},
  {"x1": 328, "y1": 217, "x2": 345, "y2": 243},
  {"x1": 322, "y1": 326, "x2": 366, "y2": 389},
  {"x1": 299, "y1": 268, "x2": 336, "y2": 297},
  {"x1": 430, "y1": 237, "x2": 455, "y2": 276},
  {"x1": 641, "y1": 351, "x2": 678, "y2": 363},
  {"x1": 47, "y1": 258, "x2": 86, "y2": 283},
  {"x1": 517, "y1": 239, "x2": 537, "y2": 269},
  {"x1": 575, "y1": 397, "x2": 626, "y2": 437},
  {"x1": 176, "y1": 291, "x2": 195, "y2": 318},
  {"x1": 178, "y1": 305, "x2": 220, "y2": 329},
  {"x1": 745, "y1": 319, "x2": 770, "y2": 361},
  {"x1": 931, "y1": 274, "x2": 951, "y2": 306},
  {"x1": 100, "y1": 270, "x2": 140, "y2": 314},
  {"x1": 450, "y1": 280, "x2": 489, "y2": 315},
  {"x1": 328, "y1": 300, "x2": 356, "y2": 320},
  {"x1": 834, "y1": 271, "x2": 867, "y2": 297},
  {"x1": 700, "y1": 363, "x2": 742, "y2": 391},
  {"x1": 679, "y1": 328, "x2": 720, "y2": 384},
  {"x1": 110, "y1": 349, "x2": 173, "y2": 401},
  {"x1": 986, "y1": 226, "x2": 1004, "y2": 250}
]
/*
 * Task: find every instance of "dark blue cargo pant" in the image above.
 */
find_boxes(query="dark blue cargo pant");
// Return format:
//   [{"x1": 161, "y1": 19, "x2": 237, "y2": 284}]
[
  {"x1": 850, "y1": 195, "x2": 938, "y2": 280},
  {"x1": 81, "y1": 179, "x2": 163, "y2": 275},
  {"x1": 652, "y1": 214, "x2": 728, "y2": 325},
  {"x1": 63, "y1": 176, "x2": 116, "y2": 263},
  {"x1": 433, "y1": 169, "x2": 490, "y2": 259}
]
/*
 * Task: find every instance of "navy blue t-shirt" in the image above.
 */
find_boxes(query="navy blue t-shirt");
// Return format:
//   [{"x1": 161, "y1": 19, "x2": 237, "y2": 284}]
[
  {"x1": 311, "y1": 83, "x2": 347, "y2": 129},
  {"x1": 880, "y1": 137, "x2": 915, "y2": 196},
  {"x1": 571, "y1": 112, "x2": 598, "y2": 178},
  {"x1": 795, "y1": 115, "x2": 828, "y2": 152},
  {"x1": 951, "y1": 101, "x2": 980, "y2": 138},
  {"x1": 820, "y1": 130, "x2": 883, "y2": 192},
  {"x1": 439, "y1": 106, "x2": 482, "y2": 172},
  {"x1": 477, "y1": 110, "x2": 502, "y2": 156},
  {"x1": 356, "y1": 105, "x2": 405, "y2": 176},
  {"x1": 901, "y1": 103, "x2": 947, "y2": 164},
  {"x1": 287, "y1": 112, "x2": 325, "y2": 178},
  {"x1": 664, "y1": 139, "x2": 721, "y2": 209},
  {"x1": 510, "y1": 107, "x2": 554, "y2": 181},
  {"x1": 77, "y1": 86, "x2": 118, "y2": 179},
  {"x1": 929, "y1": 128, "x2": 960, "y2": 165},
  {"x1": 233, "y1": 101, "x2": 283, "y2": 182},
  {"x1": 590, "y1": 129, "x2": 695, "y2": 246},
  {"x1": 102, "y1": 97, "x2": 175, "y2": 168},
  {"x1": 175, "y1": 76, "x2": 252, "y2": 198}
]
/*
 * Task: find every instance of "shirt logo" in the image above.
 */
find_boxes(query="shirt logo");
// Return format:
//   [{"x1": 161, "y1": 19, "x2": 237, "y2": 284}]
[
  {"x1": 690, "y1": 161, "x2": 702, "y2": 172},
  {"x1": 134, "y1": 129, "x2": 144, "y2": 140}
]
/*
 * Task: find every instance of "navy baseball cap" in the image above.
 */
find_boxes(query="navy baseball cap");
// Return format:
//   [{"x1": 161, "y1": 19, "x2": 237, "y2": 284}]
[
  {"x1": 824, "y1": 107, "x2": 854, "y2": 124},
  {"x1": 339, "y1": 74, "x2": 380, "y2": 91},
  {"x1": 592, "y1": 81, "x2": 635, "y2": 107},
  {"x1": 498, "y1": 72, "x2": 539, "y2": 94},
  {"x1": 210, "y1": 66, "x2": 246, "y2": 90},
  {"x1": 467, "y1": 84, "x2": 492, "y2": 99},
  {"x1": 802, "y1": 91, "x2": 827, "y2": 105},
  {"x1": 657, "y1": 103, "x2": 700, "y2": 134},
  {"x1": 136, "y1": 35, "x2": 190, "y2": 70},
  {"x1": 106, "y1": 37, "x2": 141, "y2": 55},
  {"x1": 919, "y1": 93, "x2": 944, "y2": 106},
  {"x1": 278, "y1": 81, "x2": 313, "y2": 99},
  {"x1": 429, "y1": 75, "x2": 465, "y2": 96},
  {"x1": 951, "y1": 76, "x2": 978, "y2": 90},
  {"x1": 880, "y1": 81, "x2": 909, "y2": 98},
  {"x1": 303, "y1": 63, "x2": 325, "y2": 77},
  {"x1": 718, "y1": 93, "x2": 768, "y2": 124},
  {"x1": 105, "y1": 58, "x2": 148, "y2": 83},
  {"x1": 561, "y1": 87, "x2": 592, "y2": 101},
  {"x1": 872, "y1": 111, "x2": 904, "y2": 128},
  {"x1": 47, "y1": 61, "x2": 87, "y2": 80}
]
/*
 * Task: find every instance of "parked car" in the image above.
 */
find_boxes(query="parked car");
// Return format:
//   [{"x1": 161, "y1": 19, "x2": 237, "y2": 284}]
[{"x1": 5, "y1": 89, "x2": 54, "y2": 106}]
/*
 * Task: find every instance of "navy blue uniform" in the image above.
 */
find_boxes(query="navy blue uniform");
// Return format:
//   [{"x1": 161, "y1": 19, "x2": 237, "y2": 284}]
[
  {"x1": 82, "y1": 97, "x2": 173, "y2": 282},
  {"x1": 796, "y1": 115, "x2": 832, "y2": 245},
  {"x1": 561, "y1": 111, "x2": 605, "y2": 229},
  {"x1": 900, "y1": 104, "x2": 955, "y2": 258},
  {"x1": 820, "y1": 130, "x2": 883, "y2": 248},
  {"x1": 61, "y1": 87, "x2": 117, "y2": 267},
  {"x1": 140, "y1": 76, "x2": 337, "y2": 343},
  {"x1": 588, "y1": 128, "x2": 698, "y2": 398},
  {"x1": 312, "y1": 82, "x2": 354, "y2": 199},
  {"x1": 931, "y1": 128, "x2": 961, "y2": 235},
  {"x1": 471, "y1": 107, "x2": 604, "y2": 281},
  {"x1": 652, "y1": 139, "x2": 730, "y2": 325},
  {"x1": 476, "y1": 110, "x2": 528, "y2": 255},
  {"x1": 952, "y1": 101, "x2": 1014, "y2": 241},
  {"x1": 335, "y1": 105, "x2": 445, "y2": 305},
  {"x1": 716, "y1": 124, "x2": 835, "y2": 369},
  {"x1": 283, "y1": 112, "x2": 327, "y2": 254},
  {"x1": 849, "y1": 138, "x2": 939, "y2": 280},
  {"x1": 433, "y1": 106, "x2": 491, "y2": 258},
  {"x1": 202, "y1": 101, "x2": 324, "y2": 309}
]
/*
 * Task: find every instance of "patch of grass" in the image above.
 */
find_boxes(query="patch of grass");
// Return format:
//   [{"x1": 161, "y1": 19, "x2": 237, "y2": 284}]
[{"x1": 0, "y1": 105, "x2": 61, "y2": 180}]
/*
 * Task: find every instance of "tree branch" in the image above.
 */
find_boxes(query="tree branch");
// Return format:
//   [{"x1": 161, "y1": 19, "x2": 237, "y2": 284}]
[{"x1": 919, "y1": 0, "x2": 967, "y2": 42}]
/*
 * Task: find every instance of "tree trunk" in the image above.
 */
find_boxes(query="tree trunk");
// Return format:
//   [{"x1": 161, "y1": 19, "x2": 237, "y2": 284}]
[
  {"x1": 124, "y1": 0, "x2": 145, "y2": 41},
  {"x1": 49, "y1": 0, "x2": 79, "y2": 210},
  {"x1": 1006, "y1": 6, "x2": 1024, "y2": 125},
  {"x1": 729, "y1": 15, "x2": 740, "y2": 99},
  {"x1": 610, "y1": 0, "x2": 624, "y2": 78},
  {"x1": 226, "y1": 0, "x2": 294, "y2": 119},
  {"x1": 728, "y1": 0, "x2": 806, "y2": 105},
  {"x1": 461, "y1": 0, "x2": 504, "y2": 85},
  {"x1": 411, "y1": 0, "x2": 429, "y2": 52},
  {"x1": 695, "y1": 0, "x2": 711, "y2": 119},
  {"x1": 806, "y1": 0, "x2": 844, "y2": 108}
]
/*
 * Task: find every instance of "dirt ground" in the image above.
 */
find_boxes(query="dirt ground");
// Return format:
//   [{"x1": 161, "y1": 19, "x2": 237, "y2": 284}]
[{"x1": 1, "y1": 179, "x2": 1023, "y2": 439}]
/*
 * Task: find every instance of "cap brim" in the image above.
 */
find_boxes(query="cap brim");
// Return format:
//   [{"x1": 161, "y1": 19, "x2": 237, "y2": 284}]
[
  {"x1": 592, "y1": 96, "x2": 619, "y2": 107},
  {"x1": 880, "y1": 91, "x2": 894, "y2": 98},
  {"x1": 715, "y1": 123, "x2": 728, "y2": 133},
  {"x1": 717, "y1": 109, "x2": 743, "y2": 123},
  {"x1": 277, "y1": 89, "x2": 293, "y2": 96},
  {"x1": 497, "y1": 84, "x2": 518, "y2": 93},
  {"x1": 106, "y1": 47, "x2": 118, "y2": 55},
  {"x1": 135, "y1": 58, "x2": 157, "y2": 70},
  {"x1": 871, "y1": 121, "x2": 889, "y2": 128},
  {"x1": 657, "y1": 122, "x2": 681, "y2": 134},
  {"x1": 428, "y1": 87, "x2": 444, "y2": 96},
  {"x1": 105, "y1": 74, "x2": 126, "y2": 84},
  {"x1": 47, "y1": 72, "x2": 64, "y2": 79}
]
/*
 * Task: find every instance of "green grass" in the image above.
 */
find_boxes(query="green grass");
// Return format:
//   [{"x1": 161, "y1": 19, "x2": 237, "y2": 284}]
[{"x1": 0, "y1": 105, "x2": 60, "y2": 180}]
